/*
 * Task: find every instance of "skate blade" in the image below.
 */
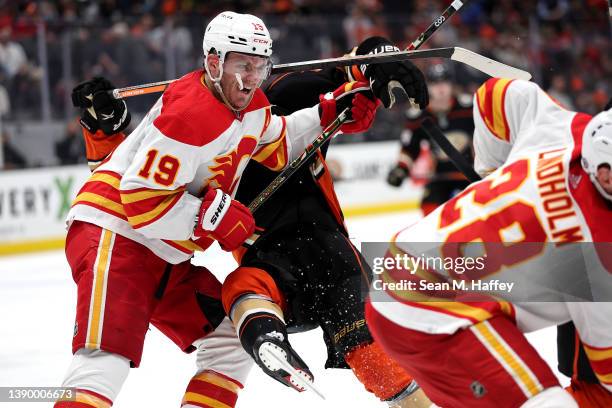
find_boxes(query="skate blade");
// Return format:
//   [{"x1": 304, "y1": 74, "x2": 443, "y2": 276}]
[{"x1": 259, "y1": 342, "x2": 326, "y2": 400}]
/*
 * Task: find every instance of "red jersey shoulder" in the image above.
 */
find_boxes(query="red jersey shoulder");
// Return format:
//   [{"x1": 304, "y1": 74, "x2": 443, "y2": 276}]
[{"x1": 153, "y1": 71, "x2": 236, "y2": 146}]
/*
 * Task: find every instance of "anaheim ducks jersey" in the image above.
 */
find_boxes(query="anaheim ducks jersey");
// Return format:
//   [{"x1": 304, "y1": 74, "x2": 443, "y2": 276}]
[
  {"x1": 399, "y1": 94, "x2": 474, "y2": 176},
  {"x1": 68, "y1": 70, "x2": 322, "y2": 264},
  {"x1": 372, "y1": 79, "x2": 612, "y2": 334}
]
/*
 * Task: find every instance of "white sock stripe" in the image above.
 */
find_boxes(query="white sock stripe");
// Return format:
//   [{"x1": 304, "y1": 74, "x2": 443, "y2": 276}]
[{"x1": 229, "y1": 293, "x2": 273, "y2": 320}]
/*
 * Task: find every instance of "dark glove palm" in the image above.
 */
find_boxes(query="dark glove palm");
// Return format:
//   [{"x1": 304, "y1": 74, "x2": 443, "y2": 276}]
[{"x1": 365, "y1": 61, "x2": 429, "y2": 109}]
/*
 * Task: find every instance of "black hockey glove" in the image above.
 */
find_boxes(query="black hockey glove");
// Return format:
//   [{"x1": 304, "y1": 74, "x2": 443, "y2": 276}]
[
  {"x1": 72, "y1": 77, "x2": 131, "y2": 135},
  {"x1": 349, "y1": 36, "x2": 429, "y2": 109},
  {"x1": 366, "y1": 60, "x2": 428, "y2": 109},
  {"x1": 387, "y1": 163, "x2": 410, "y2": 187}
]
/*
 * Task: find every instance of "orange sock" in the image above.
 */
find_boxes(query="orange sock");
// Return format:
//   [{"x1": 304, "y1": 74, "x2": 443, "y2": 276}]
[
  {"x1": 54, "y1": 389, "x2": 112, "y2": 408},
  {"x1": 566, "y1": 379, "x2": 612, "y2": 407},
  {"x1": 182, "y1": 370, "x2": 242, "y2": 407},
  {"x1": 345, "y1": 341, "x2": 413, "y2": 401}
]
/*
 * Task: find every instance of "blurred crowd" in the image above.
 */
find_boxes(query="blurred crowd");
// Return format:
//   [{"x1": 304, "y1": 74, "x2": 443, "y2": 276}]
[{"x1": 0, "y1": 0, "x2": 610, "y2": 169}]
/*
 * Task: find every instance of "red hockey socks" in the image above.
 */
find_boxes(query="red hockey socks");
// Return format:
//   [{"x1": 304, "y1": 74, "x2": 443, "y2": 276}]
[
  {"x1": 181, "y1": 370, "x2": 242, "y2": 408},
  {"x1": 54, "y1": 389, "x2": 112, "y2": 408},
  {"x1": 345, "y1": 341, "x2": 414, "y2": 401}
]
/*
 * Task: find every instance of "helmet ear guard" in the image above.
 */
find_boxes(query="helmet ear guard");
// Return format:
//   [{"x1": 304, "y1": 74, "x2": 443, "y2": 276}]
[{"x1": 581, "y1": 109, "x2": 612, "y2": 201}]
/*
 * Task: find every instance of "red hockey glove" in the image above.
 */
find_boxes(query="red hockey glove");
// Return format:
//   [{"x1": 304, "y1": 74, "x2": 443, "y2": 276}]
[
  {"x1": 319, "y1": 81, "x2": 381, "y2": 134},
  {"x1": 194, "y1": 189, "x2": 255, "y2": 251}
]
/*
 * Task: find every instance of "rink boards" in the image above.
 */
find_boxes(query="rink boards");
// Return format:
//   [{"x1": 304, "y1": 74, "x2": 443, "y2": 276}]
[{"x1": 0, "y1": 141, "x2": 422, "y2": 255}]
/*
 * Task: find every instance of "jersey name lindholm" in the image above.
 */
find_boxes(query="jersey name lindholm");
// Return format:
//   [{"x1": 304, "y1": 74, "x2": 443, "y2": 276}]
[{"x1": 372, "y1": 278, "x2": 515, "y2": 293}]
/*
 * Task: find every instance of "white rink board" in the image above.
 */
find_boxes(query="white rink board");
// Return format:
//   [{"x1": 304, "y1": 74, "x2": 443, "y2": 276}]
[
  {"x1": 326, "y1": 141, "x2": 423, "y2": 211},
  {"x1": 326, "y1": 140, "x2": 399, "y2": 181},
  {"x1": 0, "y1": 166, "x2": 89, "y2": 245}
]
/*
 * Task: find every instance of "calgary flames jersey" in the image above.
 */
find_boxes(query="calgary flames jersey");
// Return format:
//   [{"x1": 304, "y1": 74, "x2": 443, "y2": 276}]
[
  {"x1": 372, "y1": 78, "x2": 612, "y2": 333},
  {"x1": 68, "y1": 70, "x2": 322, "y2": 264}
]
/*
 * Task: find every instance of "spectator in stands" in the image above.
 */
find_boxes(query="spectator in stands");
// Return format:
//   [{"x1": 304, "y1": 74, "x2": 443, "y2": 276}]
[
  {"x1": 1, "y1": 130, "x2": 27, "y2": 170},
  {"x1": 547, "y1": 74, "x2": 574, "y2": 109},
  {"x1": 343, "y1": 0, "x2": 389, "y2": 47},
  {"x1": 0, "y1": 21, "x2": 27, "y2": 80},
  {"x1": 55, "y1": 120, "x2": 85, "y2": 165}
]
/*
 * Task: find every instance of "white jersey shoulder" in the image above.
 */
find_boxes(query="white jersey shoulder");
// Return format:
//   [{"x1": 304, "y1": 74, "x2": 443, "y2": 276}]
[{"x1": 472, "y1": 79, "x2": 575, "y2": 177}]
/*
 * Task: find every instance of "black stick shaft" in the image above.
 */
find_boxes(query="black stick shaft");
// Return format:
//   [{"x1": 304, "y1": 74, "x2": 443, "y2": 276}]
[
  {"x1": 421, "y1": 118, "x2": 481, "y2": 183},
  {"x1": 248, "y1": 108, "x2": 349, "y2": 213},
  {"x1": 408, "y1": 0, "x2": 468, "y2": 50}
]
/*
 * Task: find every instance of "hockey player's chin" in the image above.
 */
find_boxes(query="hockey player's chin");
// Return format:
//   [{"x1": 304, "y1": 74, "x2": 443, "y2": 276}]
[{"x1": 230, "y1": 89, "x2": 254, "y2": 109}]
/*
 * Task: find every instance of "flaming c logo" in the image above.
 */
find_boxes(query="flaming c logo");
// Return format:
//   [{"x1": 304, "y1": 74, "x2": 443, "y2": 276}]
[{"x1": 208, "y1": 135, "x2": 258, "y2": 194}]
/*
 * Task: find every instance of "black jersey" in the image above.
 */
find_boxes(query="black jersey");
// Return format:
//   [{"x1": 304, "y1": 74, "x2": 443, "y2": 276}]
[
  {"x1": 557, "y1": 322, "x2": 599, "y2": 384},
  {"x1": 400, "y1": 95, "x2": 474, "y2": 177},
  {"x1": 234, "y1": 68, "x2": 348, "y2": 237}
]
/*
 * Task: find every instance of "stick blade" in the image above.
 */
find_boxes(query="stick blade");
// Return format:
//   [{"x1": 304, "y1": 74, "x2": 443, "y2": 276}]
[{"x1": 451, "y1": 47, "x2": 532, "y2": 80}]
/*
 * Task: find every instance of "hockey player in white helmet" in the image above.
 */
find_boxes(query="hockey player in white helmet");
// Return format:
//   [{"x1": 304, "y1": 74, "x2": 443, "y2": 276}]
[
  {"x1": 202, "y1": 11, "x2": 273, "y2": 111},
  {"x1": 582, "y1": 109, "x2": 612, "y2": 201},
  {"x1": 57, "y1": 10, "x2": 380, "y2": 408},
  {"x1": 367, "y1": 78, "x2": 612, "y2": 408}
]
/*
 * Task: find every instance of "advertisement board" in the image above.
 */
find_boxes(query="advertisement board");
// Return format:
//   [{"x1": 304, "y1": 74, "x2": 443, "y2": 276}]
[{"x1": 0, "y1": 166, "x2": 90, "y2": 254}]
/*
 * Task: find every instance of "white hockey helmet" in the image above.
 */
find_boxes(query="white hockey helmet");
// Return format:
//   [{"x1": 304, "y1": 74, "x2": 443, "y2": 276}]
[
  {"x1": 203, "y1": 11, "x2": 272, "y2": 64},
  {"x1": 581, "y1": 108, "x2": 612, "y2": 200}
]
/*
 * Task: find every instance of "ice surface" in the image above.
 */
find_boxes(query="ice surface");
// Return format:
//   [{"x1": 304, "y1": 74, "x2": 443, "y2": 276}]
[{"x1": 0, "y1": 211, "x2": 566, "y2": 407}]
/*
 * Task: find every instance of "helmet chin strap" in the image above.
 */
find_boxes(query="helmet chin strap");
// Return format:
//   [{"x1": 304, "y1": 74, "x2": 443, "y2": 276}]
[{"x1": 204, "y1": 55, "x2": 253, "y2": 113}]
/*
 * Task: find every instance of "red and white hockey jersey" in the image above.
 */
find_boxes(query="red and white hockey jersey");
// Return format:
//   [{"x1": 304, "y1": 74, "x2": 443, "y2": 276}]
[
  {"x1": 370, "y1": 79, "x2": 612, "y2": 389},
  {"x1": 68, "y1": 70, "x2": 323, "y2": 264}
]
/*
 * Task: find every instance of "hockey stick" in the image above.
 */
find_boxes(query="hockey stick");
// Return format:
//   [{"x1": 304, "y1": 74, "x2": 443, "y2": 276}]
[
  {"x1": 407, "y1": 0, "x2": 468, "y2": 50},
  {"x1": 421, "y1": 118, "x2": 481, "y2": 183},
  {"x1": 111, "y1": 47, "x2": 530, "y2": 99},
  {"x1": 247, "y1": 108, "x2": 349, "y2": 214},
  {"x1": 113, "y1": 1, "x2": 469, "y2": 100},
  {"x1": 386, "y1": 0, "x2": 469, "y2": 106}
]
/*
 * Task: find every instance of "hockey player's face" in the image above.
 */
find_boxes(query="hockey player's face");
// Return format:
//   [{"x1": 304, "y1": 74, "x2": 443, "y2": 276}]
[
  {"x1": 221, "y1": 53, "x2": 270, "y2": 109},
  {"x1": 429, "y1": 81, "x2": 453, "y2": 112}
]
